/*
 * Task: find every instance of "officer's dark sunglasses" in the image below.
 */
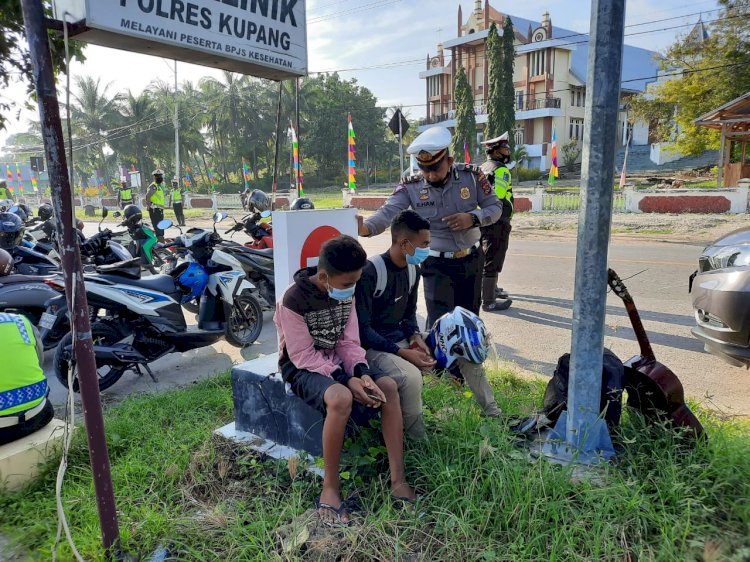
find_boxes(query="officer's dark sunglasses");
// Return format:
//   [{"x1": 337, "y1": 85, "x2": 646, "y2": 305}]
[{"x1": 416, "y1": 154, "x2": 447, "y2": 173}]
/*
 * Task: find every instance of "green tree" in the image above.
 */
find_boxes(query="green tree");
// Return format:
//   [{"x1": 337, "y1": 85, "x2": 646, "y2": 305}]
[
  {"x1": 629, "y1": 0, "x2": 750, "y2": 155},
  {"x1": 485, "y1": 22, "x2": 503, "y2": 140},
  {"x1": 452, "y1": 66, "x2": 477, "y2": 162},
  {"x1": 0, "y1": 0, "x2": 85, "y2": 131},
  {"x1": 499, "y1": 16, "x2": 517, "y2": 151}
]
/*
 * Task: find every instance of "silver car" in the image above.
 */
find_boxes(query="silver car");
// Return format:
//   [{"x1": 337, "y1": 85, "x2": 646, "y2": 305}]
[{"x1": 690, "y1": 227, "x2": 750, "y2": 368}]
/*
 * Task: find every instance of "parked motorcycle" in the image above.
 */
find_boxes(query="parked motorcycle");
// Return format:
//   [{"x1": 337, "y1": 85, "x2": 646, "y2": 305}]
[
  {"x1": 224, "y1": 210, "x2": 274, "y2": 249},
  {"x1": 51, "y1": 212, "x2": 264, "y2": 392}
]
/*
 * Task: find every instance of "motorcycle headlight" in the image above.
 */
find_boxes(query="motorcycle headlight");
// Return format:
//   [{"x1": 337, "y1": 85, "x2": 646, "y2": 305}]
[{"x1": 706, "y1": 245, "x2": 750, "y2": 270}]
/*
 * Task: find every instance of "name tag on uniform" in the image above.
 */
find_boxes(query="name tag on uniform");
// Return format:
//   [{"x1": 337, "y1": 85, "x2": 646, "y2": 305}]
[{"x1": 416, "y1": 201, "x2": 435, "y2": 208}]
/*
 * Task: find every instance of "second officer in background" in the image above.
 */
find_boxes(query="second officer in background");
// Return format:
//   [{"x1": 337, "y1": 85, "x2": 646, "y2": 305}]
[
  {"x1": 479, "y1": 133, "x2": 514, "y2": 312},
  {"x1": 358, "y1": 126, "x2": 502, "y2": 328}
]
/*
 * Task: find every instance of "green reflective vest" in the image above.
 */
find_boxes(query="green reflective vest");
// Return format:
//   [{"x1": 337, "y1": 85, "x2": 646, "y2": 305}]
[
  {"x1": 149, "y1": 183, "x2": 165, "y2": 207},
  {"x1": 171, "y1": 188, "x2": 182, "y2": 204},
  {"x1": 493, "y1": 165, "x2": 514, "y2": 219},
  {"x1": 0, "y1": 187, "x2": 8, "y2": 199},
  {"x1": 0, "y1": 313, "x2": 46, "y2": 417},
  {"x1": 120, "y1": 187, "x2": 132, "y2": 202}
]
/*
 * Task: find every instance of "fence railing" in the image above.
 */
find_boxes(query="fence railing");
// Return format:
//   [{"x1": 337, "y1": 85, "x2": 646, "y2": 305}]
[{"x1": 542, "y1": 191, "x2": 625, "y2": 212}]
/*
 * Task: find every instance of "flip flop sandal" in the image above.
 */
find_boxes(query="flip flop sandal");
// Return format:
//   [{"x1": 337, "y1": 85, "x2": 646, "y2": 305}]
[{"x1": 314, "y1": 496, "x2": 351, "y2": 528}]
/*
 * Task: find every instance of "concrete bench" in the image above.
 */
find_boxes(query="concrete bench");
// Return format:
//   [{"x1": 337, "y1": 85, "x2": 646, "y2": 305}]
[
  {"x1": 230, "y1": 353, "x2": 376, "y2": 458},
  {"x1": 0, "y1": 419, "x2": 69, "y2": 491}
]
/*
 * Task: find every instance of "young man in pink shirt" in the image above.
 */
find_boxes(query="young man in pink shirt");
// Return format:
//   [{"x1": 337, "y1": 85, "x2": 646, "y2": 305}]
[{"x1": 274, "y1": 235, "x2": 416, "y2": 527}]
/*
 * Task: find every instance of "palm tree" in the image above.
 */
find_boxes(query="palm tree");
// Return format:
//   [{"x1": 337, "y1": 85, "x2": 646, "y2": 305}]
[
  {"x1": 69, "y1": 76, "x2": 122, "y2": 186},
  {"x1": 511, "y1": 144, "x2": 529, "y2": 168}
]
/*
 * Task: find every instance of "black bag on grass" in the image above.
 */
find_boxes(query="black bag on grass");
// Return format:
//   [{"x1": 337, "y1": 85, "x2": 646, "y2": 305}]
[{"x1": 543, "y1": 348, "x2": 625, "y2": 429}]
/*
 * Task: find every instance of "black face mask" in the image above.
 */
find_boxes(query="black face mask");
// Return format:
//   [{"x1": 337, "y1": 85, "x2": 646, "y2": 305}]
[{"x1": 425, "y1": 169, "x2": 452, "y2": 188}]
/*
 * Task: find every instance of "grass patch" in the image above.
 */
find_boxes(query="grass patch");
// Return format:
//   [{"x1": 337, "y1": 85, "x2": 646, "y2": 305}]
[{"x1": 1, "y1": 372, "x2": 748, "y2": 561}]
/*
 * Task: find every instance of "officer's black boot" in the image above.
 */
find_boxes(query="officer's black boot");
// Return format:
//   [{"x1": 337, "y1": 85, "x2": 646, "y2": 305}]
[{"x1": 482, "y1": 277, "x2": 511, "y2": 312}]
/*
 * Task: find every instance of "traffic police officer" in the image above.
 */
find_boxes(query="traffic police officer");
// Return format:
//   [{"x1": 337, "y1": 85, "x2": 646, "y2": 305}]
[
  {"x1": 170, "y1": 178, "x2": 186, "y2": 226},
  {"x1": 0, "y1": 306, "x2": 54, "y2": 445},
  {"x1": 358, "y1": 126, "x2": 502, "y2": 328},
  {"x1": 117, "y1": 179, "x2": 133, "y2": 209},
  {"x1": 479, "y1": 132, "x2": 514, "y2": 312},
  {"x1": 0, "y1": 179, "x2": 9, "y2": 200},
  {"x1": 145, "y1": 168, "x2": 167, "y2": 240}
]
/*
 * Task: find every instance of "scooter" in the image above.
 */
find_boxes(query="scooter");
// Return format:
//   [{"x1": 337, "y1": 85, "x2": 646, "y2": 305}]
[
  {"x1": 224, "y1": 210, "x2": 274, "y2": 250},
  {"x1": 50, "y1": 212, "x2": 263, "y2": 392}
]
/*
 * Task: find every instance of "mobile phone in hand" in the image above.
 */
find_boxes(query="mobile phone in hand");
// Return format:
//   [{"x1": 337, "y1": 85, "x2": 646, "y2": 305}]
[{"x1": 365, "y1": 388, "x2": 386, "y2": 403}]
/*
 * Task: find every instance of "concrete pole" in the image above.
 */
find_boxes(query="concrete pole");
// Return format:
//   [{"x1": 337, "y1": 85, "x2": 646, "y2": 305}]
[{"x1": 544, "y1": 0, "x2": 626, "y2": 464}]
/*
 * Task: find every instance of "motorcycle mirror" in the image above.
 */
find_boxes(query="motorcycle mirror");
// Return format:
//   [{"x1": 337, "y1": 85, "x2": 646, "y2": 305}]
[
  {"x1": 260, "y1": 210, "x2": 271, "y2": 218},
  {"x1": 213, "y1": 211, "x2": 228, "y2": 223},
  {"x1": 157, "y1": 219, "x2": 174, "y2": 230},
  {"x1": 101, "y1": 207, "x2": 109, "y2": 218}
]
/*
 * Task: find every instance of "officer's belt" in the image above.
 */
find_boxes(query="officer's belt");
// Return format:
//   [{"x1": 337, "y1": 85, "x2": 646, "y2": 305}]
[
  {"x1": 0, "y1": 397, "x2": 48, "y2": 428},
  {"x1": 428, "y1": 241, "x2": 480, "y2": 259}
]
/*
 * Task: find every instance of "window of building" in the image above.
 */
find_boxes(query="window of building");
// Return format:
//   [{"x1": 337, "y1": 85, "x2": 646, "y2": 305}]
[
  {"x1": 570, "y1": 88, "x2": 586, "y2": 107},
  {"x1": 569, "y1": 118, "x2": 584, "y2": 140},
  {"x1": 530, "y1": 50, "x2": 546, "y2": 77},
  {"x1": 514, "y1": 127, "x2": 524, "y2": 146},
  {"x1": 516, "y1": 90, "x2": 524, "y2": 110},
  {"x1": 428, "y1": 76, "x2": 441, "y2": 98}
]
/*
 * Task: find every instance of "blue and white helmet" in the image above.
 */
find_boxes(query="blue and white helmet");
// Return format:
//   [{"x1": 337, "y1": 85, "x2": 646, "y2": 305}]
[
  {"x1": 428, "y1": 306, "x2": 489, "y2": 369},
  {"x1": 172, "y1": 262, "x2": 208, "y2": 303}
]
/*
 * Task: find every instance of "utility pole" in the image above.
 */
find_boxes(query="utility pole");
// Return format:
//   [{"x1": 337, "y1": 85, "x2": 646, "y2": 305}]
[
  {"x1": 173, "y1": 60, "x2": 180, "y2": 187},
  {"x1": 20, "y1": 0, "x2": 121, "y2": 555},
  {"x1": 295, "y1": 76, "x2": 301, "y2": 199},
  {"x1": 542, "y1": 0, "x2": 626, "y2": 465},
  {"x1": 398, "y1": 114, "x2": 404, "y2": 176}
]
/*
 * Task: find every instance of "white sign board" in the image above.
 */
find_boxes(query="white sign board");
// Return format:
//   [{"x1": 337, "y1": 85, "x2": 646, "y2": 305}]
[
  {"x1": 272, "y1": 208, "x2": 358, "y2": 302},
  {"x1": 52, "y1": 0, "x2": 307, "y2": 80}
]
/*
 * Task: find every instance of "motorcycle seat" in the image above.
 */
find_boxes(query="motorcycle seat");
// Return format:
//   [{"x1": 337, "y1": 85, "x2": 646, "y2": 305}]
[
  {"x1": 0, "y1": 274, "x2": 55, "y2": 285},
  {"x1": 96, "y1": 258, "x2": 142, "y2": 279},
  {"x1": 98, "y1": 273, "x2": 177, "y2": 295},
  {"x1": 241, "y1": 247, "x2": 274, "y2": 257}
]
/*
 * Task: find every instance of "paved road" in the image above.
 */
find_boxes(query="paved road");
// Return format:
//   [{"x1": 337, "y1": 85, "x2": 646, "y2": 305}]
[{"x1": 43, "y1": 221, "x2": 748, "y2": 417}]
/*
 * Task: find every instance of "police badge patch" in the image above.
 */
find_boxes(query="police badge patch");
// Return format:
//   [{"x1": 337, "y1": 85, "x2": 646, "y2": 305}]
[
  {"x1": 460, "y1": 186, "x2": 470, "y2": 199},
  {"x1": 477, "y1": 170, "x2": 492, "y2": 195},
  {"x1": 419, "y1": 187, "x2": 429, "y2": 201}
]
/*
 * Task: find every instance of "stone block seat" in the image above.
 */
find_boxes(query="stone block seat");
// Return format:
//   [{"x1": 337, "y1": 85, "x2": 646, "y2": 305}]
[
  {"x1": 230, "y1": 354, "x2": 376, "y2": 458},
  {"x1": 0, "y1": 418, "x2": 69, "y2": 491}
]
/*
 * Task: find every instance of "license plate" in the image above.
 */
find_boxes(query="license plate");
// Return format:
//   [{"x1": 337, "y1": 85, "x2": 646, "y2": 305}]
[{"x1": 39, "y1": 312, "x2": 57, "y2": 330}]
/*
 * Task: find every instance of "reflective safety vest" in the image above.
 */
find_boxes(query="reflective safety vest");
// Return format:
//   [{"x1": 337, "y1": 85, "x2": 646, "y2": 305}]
[
  {"x1": 171, "y1": 188, "x2": 182, "y2": 204},
  {"x1": 149, "y1": 183, "x2": 165, "y2": 207},
  {"x1": 0, "y1": 186, "x2": 8, "y2": 199},
  {"x1": 120, "y1": 187, "x2": 132, "y2": 202},
  {"x1": 0, "y1": 313, "x2": 47, "y2": 417}
]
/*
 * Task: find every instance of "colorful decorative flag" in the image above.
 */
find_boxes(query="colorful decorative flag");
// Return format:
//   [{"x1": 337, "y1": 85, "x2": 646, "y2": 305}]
[
  {"x1": 548, "y1": 126, "x2": 559, "y2": 186},
  {"x1": 241, "y1": 157, "x2": 251, "y2": 189},
  {"x1": 5, "y1": 165, "x2": 14, "y2": 194},
  {"x1": 16, "y1": 164, "x2": 23, "y2": 195},
  {"x1": 207, "y1": 167, "x2": 218, "y2": 191},
  {"x1": 347, "y1": 113, "x2": 356, "y2": 193},
  {"x1": 463, "y1": 140, "x2": 471, "y2": 164},
  {"x1": 31, "y1": 172, "x2": 38, "y2": 192},
  {"x1": 290, "y1": 121, "x2": 304, "y2": 197},
  {"x1": 184, "y1": 165, "x2": 192, "y2": 188}
]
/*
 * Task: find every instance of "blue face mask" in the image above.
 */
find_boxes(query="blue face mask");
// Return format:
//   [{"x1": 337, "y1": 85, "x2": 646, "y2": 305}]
[
  {"x1": 406, "y1": 241, "x2": 431, "y2": 265},
  {"x1": 327, "y1": 282, "x2": 355, "y2": 301}
]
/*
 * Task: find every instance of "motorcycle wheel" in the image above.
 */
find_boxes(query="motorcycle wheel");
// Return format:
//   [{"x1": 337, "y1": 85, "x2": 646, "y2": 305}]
[
  {"x1": 225, "y1": 290, "x2": 263, "y2": 347},
  {"x1": 53, "y1": 321, "x2": 128, "y2": 393}
]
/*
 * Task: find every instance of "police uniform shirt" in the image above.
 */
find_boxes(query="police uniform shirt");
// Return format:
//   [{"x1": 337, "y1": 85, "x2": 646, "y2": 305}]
[{"x1": 364, "y1": 164, "x2": 502, "y2": 253}]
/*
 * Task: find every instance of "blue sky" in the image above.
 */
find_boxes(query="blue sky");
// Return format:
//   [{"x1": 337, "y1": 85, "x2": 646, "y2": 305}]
[{"x1": 0, "y1": 0, "x2": 721, "y2": 145}]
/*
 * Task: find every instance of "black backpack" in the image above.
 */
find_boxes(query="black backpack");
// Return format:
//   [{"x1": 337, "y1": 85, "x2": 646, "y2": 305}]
[{"x1": 543, "y1": 348, "x2": 625, "y2": 429}]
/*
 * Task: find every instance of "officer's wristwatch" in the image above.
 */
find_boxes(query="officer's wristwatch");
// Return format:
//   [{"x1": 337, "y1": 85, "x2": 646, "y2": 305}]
[{"x1": 470, "y1": 213, "x2": 481, "y2": 227}]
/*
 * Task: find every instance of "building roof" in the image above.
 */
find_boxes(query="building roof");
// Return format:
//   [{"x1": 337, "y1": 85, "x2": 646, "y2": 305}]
[
  {"x1": 695, "y1": 91, "x2": 750, "y2": 140},
  {"x1": 450, "y1": 11, "x2": 661, "y2": 93}
]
